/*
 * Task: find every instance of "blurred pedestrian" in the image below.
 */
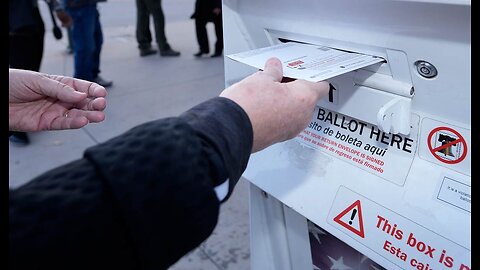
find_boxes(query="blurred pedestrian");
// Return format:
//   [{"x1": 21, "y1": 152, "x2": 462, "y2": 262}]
[
  {"x1": 61, "y1": 0, "x2": 113, "y2": 87},
  {"x1": 135, "y1": 0, "x2": 181, "y2": 57},
  {"x1": 191, "y1": 0, "x2": 223, "y2": 58}
]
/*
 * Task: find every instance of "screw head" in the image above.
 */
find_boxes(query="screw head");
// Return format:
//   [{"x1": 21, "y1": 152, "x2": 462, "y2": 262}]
[{"x1": 415, "y1": 61, "x2": 437, "y2": 78}]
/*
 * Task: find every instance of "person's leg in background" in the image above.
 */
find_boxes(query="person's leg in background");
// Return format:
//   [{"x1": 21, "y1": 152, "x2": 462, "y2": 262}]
[
  {"x1": 69, "y1": 6, "x2": 111, "y2": 87},
  {"x1": 211, "y1": 15, "x2": 223, "y2": 57},
  {"x1": 193, "y1": 17, "x2": 209, "y2": 57},
  {"x1": 146, "y1": 0, "x2": 180, "y2": 56},
  {"x1": 9, "y1": 25, "x2": 44, "y2": 71},
  {"x1": 136, "y1": 0, "x2": 157, "y2": 56},
  {"x1": 8, "y1": 6, "x2": 45, "y2": 146},
  {"x1": 91, "y1": 7, "x2": 112, "y2": 87},
  {"x1": 69, "y1": 7, "x2": 96, "y2": 81}
]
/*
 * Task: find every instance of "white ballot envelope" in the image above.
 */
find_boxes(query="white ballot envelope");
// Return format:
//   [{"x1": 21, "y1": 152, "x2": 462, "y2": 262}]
[{"x1": 227, "y1": 42, "x2": 385, "y2": 82}]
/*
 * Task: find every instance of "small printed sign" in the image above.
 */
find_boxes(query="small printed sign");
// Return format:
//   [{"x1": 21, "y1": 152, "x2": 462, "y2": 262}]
[
  {"x1": 295, "y1": 107, "x2": 419, "y2": 185},
  {"x1": 437, "y1": 176, "x2": 471, "y2": 213},
  {"x1": 427, "y1": 127, "x2": 467, "y2": 165}
]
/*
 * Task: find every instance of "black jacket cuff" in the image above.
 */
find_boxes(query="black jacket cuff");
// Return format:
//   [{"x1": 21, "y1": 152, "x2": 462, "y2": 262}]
[{"x1": 180, "y1": 97, "x2": 253, "y2": 200}]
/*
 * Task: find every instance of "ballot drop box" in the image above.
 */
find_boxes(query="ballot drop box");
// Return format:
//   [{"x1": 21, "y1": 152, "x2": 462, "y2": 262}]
[{"x1": 222, "y1": 0, "x2": 471, "y2": 269}]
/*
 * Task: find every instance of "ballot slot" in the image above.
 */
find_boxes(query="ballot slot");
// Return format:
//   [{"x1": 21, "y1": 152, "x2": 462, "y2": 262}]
[
  {"x1": 265, "y1": 30, "x2": 414, "y2": 135},
  {"x1": 266, "y1": 29, "x2": 392, "y2": 77}
]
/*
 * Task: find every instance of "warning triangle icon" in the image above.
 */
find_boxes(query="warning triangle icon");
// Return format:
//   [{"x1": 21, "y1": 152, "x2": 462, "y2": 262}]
[{"x1": 333, "y1": 200, "x2": 365, "y2": 238}]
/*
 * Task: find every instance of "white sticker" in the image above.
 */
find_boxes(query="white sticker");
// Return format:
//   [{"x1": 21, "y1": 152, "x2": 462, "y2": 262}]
[
  {"x1": 295, "y1": 107, "x2": 419, "y2": 185},
  {"x1": 328, "y1": 186, "x2": 471, "y2": 270},
  {"x1": 419, "y1": 118, "x2": 471, "y2": 176},
  {"x1": 437, "y1": 176, "x2": 471, "y2": 213}
]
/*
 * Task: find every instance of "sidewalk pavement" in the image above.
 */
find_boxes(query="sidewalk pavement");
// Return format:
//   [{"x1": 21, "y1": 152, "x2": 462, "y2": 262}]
[{"x1": 9, "y1": 1, "x2": 250, "y2": 269}]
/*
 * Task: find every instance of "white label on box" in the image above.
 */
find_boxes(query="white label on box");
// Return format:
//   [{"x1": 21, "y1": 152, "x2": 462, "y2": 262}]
[
  {"x1": 328, "y1": 186, "x2": 471, "y2": 270},
  {"x1": 295, "y1": 107, "x2": 419, "y2": 185},
  {"x1": 437, "y1": 176, "x2": 471, "y2": 213},
  {"x1": 418, "y1": 118, "x2": 471, "y2": 176}
]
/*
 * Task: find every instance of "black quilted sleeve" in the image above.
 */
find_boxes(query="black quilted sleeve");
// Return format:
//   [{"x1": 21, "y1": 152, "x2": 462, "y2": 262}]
[{"x1": 9, "y1": 97, "x2": 253, "y2": 270}]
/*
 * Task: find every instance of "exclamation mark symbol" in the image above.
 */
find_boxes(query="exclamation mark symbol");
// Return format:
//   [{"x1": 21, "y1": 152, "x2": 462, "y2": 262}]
[{"x1": 349, "y1": 209, "x2": 357, "y2": 225}]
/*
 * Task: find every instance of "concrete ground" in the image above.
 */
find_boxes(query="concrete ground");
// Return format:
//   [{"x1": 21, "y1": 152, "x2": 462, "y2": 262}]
[{"x1": 9, "y1": 0, "x2": 250, "y2": 269}]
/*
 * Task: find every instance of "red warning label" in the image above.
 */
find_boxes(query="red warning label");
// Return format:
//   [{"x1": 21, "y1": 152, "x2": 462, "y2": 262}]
[
  {"x1": 333, "y1": 200, "x2": 365, "y2": 238},
  {"x1": 328, "y1": 187, "x2": 471, "y2": 270},
  {"x1": 427, "y1": 127, "x2": 467, "y2": 165}
]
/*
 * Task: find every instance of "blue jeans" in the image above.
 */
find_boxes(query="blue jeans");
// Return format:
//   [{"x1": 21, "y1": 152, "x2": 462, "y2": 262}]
[{"x1": 67, "y1": 5, "x2": 103, "y2": 81}]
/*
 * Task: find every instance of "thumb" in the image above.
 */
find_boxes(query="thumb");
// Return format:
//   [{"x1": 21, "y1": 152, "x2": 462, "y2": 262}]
[
  {"x1": 262, "y1": 57, "x2": 283, "y2": 82},
  {"x1": 38, "y1": 75, "x2": 87, "y2": 103}
]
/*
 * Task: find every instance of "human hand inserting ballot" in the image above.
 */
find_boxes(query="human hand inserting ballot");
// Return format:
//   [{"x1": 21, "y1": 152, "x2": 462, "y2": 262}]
[
  {"x1": 220, "y1": 57, "x2": 330, "y2": 152},
  {"x1": 9, "y1": 68, "x2": 107, "y2": 132}
]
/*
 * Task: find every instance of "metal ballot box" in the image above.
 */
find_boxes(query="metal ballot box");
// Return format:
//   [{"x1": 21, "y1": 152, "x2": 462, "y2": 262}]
[{"x1": 222, "y1": 0, "x2": 471, "y2": 269}]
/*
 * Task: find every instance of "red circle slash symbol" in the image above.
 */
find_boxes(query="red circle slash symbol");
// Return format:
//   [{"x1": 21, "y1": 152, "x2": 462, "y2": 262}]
[{"x1": 427, "y1": 127, "x2": 467, "y2": 164}]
